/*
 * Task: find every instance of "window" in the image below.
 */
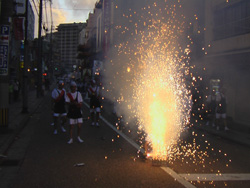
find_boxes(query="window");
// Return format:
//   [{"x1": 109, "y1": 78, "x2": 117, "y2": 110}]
[{"x1": 213, "y1": 0, "x2": 250, "y2": 40}]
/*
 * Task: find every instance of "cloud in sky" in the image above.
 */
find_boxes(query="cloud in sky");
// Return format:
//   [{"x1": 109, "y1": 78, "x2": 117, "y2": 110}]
[
  {"x1": 53, "y1": 0, "x2": 96, "y2": 24},
  {"x1": 52, "y1": 8, "x2": 67, "y2": 25},
  {"x1": 64, "y1": 0, "x2": 96, "y2": 9},
  {"x1": 33, "y1": 0, "x2": 96, "y2": 37}
]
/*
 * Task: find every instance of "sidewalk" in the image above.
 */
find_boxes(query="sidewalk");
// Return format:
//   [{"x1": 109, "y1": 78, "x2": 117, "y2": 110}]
[
  {"x1": 193, "y1": 117, "x2": 250, "y2": 147},
  {"x1": 0, "y1": 88, "x2": 50, "y2": 157}
]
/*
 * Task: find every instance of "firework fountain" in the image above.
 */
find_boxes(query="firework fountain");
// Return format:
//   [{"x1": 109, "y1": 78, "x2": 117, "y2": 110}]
[
  {"x1": 103, "y1": 1, "x2": 193, "y2": 161},
  {"x1": 101, "y1": 2, "x2": 232, "y2": 187}
]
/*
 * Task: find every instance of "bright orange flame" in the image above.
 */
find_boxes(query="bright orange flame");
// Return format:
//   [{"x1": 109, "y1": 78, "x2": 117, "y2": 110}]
[
  {"x1": 127, "y1": 67, "x2": 131, "y2": 72},
  {"x1": 103, "y1": 1, "x2": 192, "y2": 161}
]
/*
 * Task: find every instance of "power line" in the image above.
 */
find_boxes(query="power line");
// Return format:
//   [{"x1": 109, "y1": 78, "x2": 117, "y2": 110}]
[
  {"x1": 44, "y1": 0, "x2": 49, "y2": 32},
  {"x1": 31, "y1": 0, "x2": 39, "y2": 16},
  {"x1": 52, "y1": 7, "x2": 93, "y2": 11},
  {"x1": 50, "y1": 0, "x2": 53, "y2": 31}
]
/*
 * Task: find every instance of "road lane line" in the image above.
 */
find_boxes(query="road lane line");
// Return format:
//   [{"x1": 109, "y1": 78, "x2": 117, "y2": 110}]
[
  {"x1": 161, "y1": 167, "x2": 196, "y2": 188},
  {"x1": 83, "y1": 102, "x2": 250, "y2": 186},
  {"x1": 100, "y1": 115, "x2": 145, "y2": 153},
  {"x1": 179, "y1": 173, "x2": 250, "y2": 181},
  {"x1": 83, "y1": 101, "x2": 196, "y2": 187},
  {"x1": 83, "y1": 101, "x2": 144, "y2": 153}
]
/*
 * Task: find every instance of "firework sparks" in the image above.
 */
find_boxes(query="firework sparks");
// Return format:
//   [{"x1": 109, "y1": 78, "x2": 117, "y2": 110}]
[
  {"x1": 102, "y1": 3, "x2": 233, "y2": 188},
  {"x1": 103, "y1": 1, "x2": 193, "y2": 160},
  {"x1": 133, "y1": 19, "x2": 192, "y2": 160}
]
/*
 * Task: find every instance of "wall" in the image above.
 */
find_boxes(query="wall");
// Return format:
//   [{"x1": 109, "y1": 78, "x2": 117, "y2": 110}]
[{"x1": 204, "y1": 0, "x2": 250, "y2": 126}]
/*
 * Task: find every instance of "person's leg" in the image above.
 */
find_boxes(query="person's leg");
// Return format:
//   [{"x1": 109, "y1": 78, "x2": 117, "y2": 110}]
[
  {"x1": 77, "y1": 123, "x2": 82, "y2": 137},
  {"x1": 223, "y1": 119, "x2": 229, "y2": 130},
  {"x1": 90, "y1": 101, "x2": 95, "y2": 125},
  {"x1": 90, "y1": 110, "x2": 95, "y2": 125},
  {"x1": 95, "y1": 107, "x2": 101, "y2": 126},
  {"x1": 53, "y1": 115, "x2": 58, "y2": 134},
  {"x1": 215, "y1": 113, "x2": 220, "y2": 130},
  {"x1": 95, "y1": 112, "x2": 100, "y2": 126},
  {"x1": 68, "y1": 119, "x2": 74, "y2": 144},
  {"x1": 61, "y1": 115, "x2": 67, "y2": 132},
  {"x1": 222, "y1": 114, "x2": 229, "y2": 130},
  {"x1": 77, "y1": 119, "x2": 83, "y2": 142},
  {"x1": 212, "y1": 113, "x2": 216, "y2": 127}
]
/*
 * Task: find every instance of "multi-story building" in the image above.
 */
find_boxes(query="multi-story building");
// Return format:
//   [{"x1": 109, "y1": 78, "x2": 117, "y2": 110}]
[
  {"x1": 83, "y1": 0, "x2": 250, "y2": 127},
  {"x1": 56, "y1": 23, "x2": 84, "y2": 72},
  {"x1": 6, "y1": 0, "x2": 35, "y2": 80},
  {"x1": 27, "y1": 0, "x2": 35, "y2": 41},
  {"x1": 204, "y1": 0, "x2": 250, "y2": 126},
  {"x1": 79, "y1": 25, "x2": 87, "y2": 46},
  {"x1": 84, "y1": 3, "x2": 103, "y2": 57}
]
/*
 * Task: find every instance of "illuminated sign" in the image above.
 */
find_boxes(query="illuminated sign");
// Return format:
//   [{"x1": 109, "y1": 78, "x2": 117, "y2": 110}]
[{"x1": 0, "y1": 25, "x2": 10, "y2": 75}]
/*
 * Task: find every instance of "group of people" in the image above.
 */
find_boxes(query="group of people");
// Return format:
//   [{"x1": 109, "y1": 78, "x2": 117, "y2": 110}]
[
  {"x1": 206, "y1": 87, "x2": 229, "y2": 131},
  {"x1": 51, "y1": 79, "x2": 101, "y2": 144}
]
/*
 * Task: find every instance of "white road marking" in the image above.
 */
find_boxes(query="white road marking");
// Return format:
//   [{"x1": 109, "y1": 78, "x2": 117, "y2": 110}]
[
  {"x1": 179, "y1": 173, "x2": 250, "y2": 181},
  {"x1": 100, "y1": 115, "x2": 144, "y2": 153},
  {"x1": 83, "y1": 101, "x2": 144, "y2": 153},
  {"x1": 83, "y1": 101, "x2": 250, "y2": 186},
  {"x1": 161, "y1": 167, "x2": 196, "y2": 188},
  {"x1": 83, "y1": 101, "x2": 195, "y2": 187}
]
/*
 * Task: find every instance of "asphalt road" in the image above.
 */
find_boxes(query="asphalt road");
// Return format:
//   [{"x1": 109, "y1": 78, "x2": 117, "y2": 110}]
[{"x1": 2, "y1": 93, "x2": 250, "y2": 188}]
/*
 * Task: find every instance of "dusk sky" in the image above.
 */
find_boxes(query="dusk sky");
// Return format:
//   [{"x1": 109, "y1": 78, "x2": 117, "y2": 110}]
[
  {"x1": 33, "y1": 0, "x2": 97, "y2": 37},
  {"x1": 51, "y1": 0, "x2": 96, "y2": 24}
]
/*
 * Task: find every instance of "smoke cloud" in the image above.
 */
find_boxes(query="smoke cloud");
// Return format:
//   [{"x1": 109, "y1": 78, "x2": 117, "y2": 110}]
[{"x1": 101, "y1": 1, "x2": 194, "y2": 159}]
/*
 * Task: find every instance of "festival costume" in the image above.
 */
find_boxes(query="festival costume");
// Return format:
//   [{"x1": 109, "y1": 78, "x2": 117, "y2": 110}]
[
  {"x1": 216, "y1": 93, "x2": 227, "y2": 119},
  {"x1": 88, "y1": 86, "x2": 101, "y2": 112},
  {"x1": 66, "y1": 91, "x2": 83, "y2": 124},
  {"x1": 52, "y1": 88, "x2": 67, "y2": 116}
]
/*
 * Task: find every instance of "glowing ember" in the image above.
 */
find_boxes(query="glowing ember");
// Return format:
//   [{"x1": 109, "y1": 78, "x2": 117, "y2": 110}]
[
  {"x1": 103, "y1": 1, "x2": 192, "y2": 161},
  {"x1": 134, "y1": 20, "x2": 192, "y2": 160}
]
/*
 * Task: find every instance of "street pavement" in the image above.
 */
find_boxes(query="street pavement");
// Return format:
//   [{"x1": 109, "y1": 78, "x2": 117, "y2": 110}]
[
  {"x1": 0, "y1": 88, "x2": 49, "y2": 157},
  {"x1": 0, "y1": 86, "x2": 250, "y2": 187},
  {"x1": 1, "y1": 87, "x2": 249, "y2": 156},
  {"x1": 0, "y1": 87, "x2": 185, "y2": 188}
]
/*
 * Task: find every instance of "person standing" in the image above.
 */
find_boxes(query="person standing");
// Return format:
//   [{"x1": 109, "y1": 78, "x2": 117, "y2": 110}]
[
  {"x1": 215, "y1": 87, "x2": 229, "y2": 131},
  {"x1": 88, "y1": 80, "x2": 101, "y2": 127},
  {"x1": 13, "y1": 79, "x2": 20, "y2": 102},
  {"x1": 206, "y1": 89, "x2": 216, "y2": 127},
  {"x1": 66, "y1": 81, "x2": 84, "y2": 144},
  {"x1": 51, "y1": 80, "x2": 67, "y2": 134}
]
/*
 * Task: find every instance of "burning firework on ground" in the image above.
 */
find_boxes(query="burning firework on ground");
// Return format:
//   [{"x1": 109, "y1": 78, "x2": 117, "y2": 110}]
[
  {"x1": 102, "y1": 0, "x2": 231, "y2": 172},
  {"x1": 103, "y1": 1, "x2": 192, "y2": 161},
  {"x1": 134, "y1": 19, "x2": 193, "y2": 160}
]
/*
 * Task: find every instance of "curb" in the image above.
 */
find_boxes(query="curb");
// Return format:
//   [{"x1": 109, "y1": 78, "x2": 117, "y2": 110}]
[
  {"x1": 0, "y1": 92, "x2": 50, "y2": 156},
  {"x1": 194, "y1": 125, "x2": 250, "y2": 148}
]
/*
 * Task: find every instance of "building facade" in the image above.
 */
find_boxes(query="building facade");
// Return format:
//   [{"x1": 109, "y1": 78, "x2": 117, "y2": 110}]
[
  {"x1": 83, "y1": 0, "x2": 250, "y2": 126},
  {"x1": 27, "y1": 0, "x2": 35, "y2": 41},
  {"x1": 204, "y1": 0, "x2": 250, "y2": 126},
  {"x1": 56, "y1": 23, "x2": 84, "y2": 72}
]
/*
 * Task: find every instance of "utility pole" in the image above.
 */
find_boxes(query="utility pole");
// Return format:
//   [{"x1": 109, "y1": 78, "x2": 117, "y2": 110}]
[
  {"x1": 21, "y1": 0, "x2": 29, "y2": 113},
  {"x1": 49, "y1": 0, "x2": 53, "y2": 79},
  {"x1": 0, "y1": 0, "x2": 12, "y2": 131},
  {"x1": 37, "y1": 0, "x2": 43, "y2": 97}
]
